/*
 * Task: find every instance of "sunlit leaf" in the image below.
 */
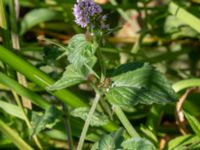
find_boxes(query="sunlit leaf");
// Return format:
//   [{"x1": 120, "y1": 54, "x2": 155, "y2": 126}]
[
  {"x1": 0, "y1": 100, "x2": 25, "y2": 120},
  {"x1": 65, "y1": 34, "x2": 97, "y2": 72},
  {"x1": 164, "y1": 15, "x2": 199, "y2": 39},
  {"x1": 47, "y1": 65, "x2": 86, "y2": 90},
  {"x1": 168, "y1": 2, "x2": 200, "y2": 33},
  {"x1": 106, "y1": 62, "x2": 177, "y2": 107}
]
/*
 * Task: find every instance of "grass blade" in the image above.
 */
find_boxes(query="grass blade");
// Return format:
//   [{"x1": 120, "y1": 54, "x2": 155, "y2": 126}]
[
  {"x1": 0, "y1": 72, "x2": 49, "y2": 109},
  {"x1": 168, "y1": 2, "x2": 200, "y2": 33},
  {"x1": 184, "y1": 111, "x2": 200, "y2": 137},
  {"x1": 0, "y1": 45, "x2": 86, "y2": 107},
  {"x1": 0, "y1": 119, "x2": 33, "y2": 150}
]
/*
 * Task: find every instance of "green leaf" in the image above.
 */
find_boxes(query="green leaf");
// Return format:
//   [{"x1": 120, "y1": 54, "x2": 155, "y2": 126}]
[
  {"x1": 140, "y1": 125, "x2": 158, "y2": 146},
  {"x1": 121, "y1": 137, "x2": 156, "y2": 150},
  {"x1": 167, "y1": 135, "x2": 200, "y2": 150},
  {"x1": 47, "y1": 34, "x2": 97, "y2": 90},
  {"x1": 91, "y1": 128, "x2": 125, "y2": 150},
  {"x1": 184, "y1": 111, "x2": 200, "y2": 137},
  {"x1": 31, "y1": 105, "x2": 60, "y2": 136},
  {"x1": 20, "y1": 8, "x2": 61, "y2": 34},
  {"x1": 164, "y1": 15, "x2": 199, "y2": 39},
  {"x1": 112, "y1": 128, "x2": 125, "y2": 148},
  {"x1": 0, "y1": 100, "x2": 25, "y2": 120},
  {"x1": 47, "y1": 65, "x2": 86, "y2": 90},
  {"x1": 106, "y1": 63, "x2": 177, "y2": 107},
  {"x1": 99, "y1": 135, "x2": 115, "y2": 150},
  {"x1": 70, "y1": 107, "x2": 109, "y2": 127},
  {"x1": 91, "y1": 142, "x2": 99, "y2": 150},
  {"x1": 168, "y1": 2, "x2": 200, "y2": 33},
  {"x1": 66, "y1": 34, "x2": 97, "y2": 72}
]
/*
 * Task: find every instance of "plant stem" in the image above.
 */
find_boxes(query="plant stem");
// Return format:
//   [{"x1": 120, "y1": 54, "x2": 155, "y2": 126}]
[
  {"x1": 77, "y1": 93, "x2": 101, "y2": 150},
  {"x1": 113, "y1": 106, "x2": 140, "y2": 137},
  {"x1": 62, "y1": 103, "x2": 74, "y2": 150},
  {"x1": 96, "y1": 46, "x2": 106, "y2": 82}
]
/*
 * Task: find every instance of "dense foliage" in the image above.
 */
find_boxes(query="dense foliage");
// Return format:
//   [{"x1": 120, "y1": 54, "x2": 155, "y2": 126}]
[{"x1": 0, "y1": 0, "x2": 200, "y2": 149}]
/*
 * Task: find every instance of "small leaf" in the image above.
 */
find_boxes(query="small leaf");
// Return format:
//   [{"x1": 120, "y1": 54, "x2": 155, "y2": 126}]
[
  {"x1": 31, "y1": 105, "x2": 60, "y2": 136},
  {"x1": 70, "y1": 107, "x2": 109, "y2": 126},
  {"x1": 184, "y1": 111, "x2": 200, "y2": 137},
  {"x1": 140, "y1": 125, "x2": 158, "y2": 146},
  {"x1": 66, "y1": 34, "x2": 97, "y2": 71},
  {"x1": 106, "y1": 62, "x2": 177, "y2": 107},
  {"x1": 99, "y1": 135, "x2": 115, "y2": 150},
  {"x1": 112, "y1": 128, "x2": 125, "y2": 148},
  {"x1": 121, "y1": 137, "x2": 156, "y2": 150},
  {"x1": 20, "y1": 8, "x2": 61, "y2": 34},
  {"x1": 47, "y1": 65, "x2": 86, "y2": 90},
  {"x1": 91, "y1": 128, "x2": 125, "y2": 150},
  {"x1": 91, "y1": 142, "x2": 99, "y2": 150}
]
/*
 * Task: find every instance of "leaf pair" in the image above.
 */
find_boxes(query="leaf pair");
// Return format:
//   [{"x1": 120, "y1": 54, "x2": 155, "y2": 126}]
[
  {"x1": 47, "y1": 34, "x2": 97, "y2": 90},
  {"x1": 48, "y1": 35, "x2": 177, "y2": 107}
]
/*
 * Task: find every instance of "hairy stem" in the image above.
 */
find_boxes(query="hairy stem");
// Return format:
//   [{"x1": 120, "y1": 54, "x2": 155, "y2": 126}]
[
  {"x1": 97, "y1": 49, "x2": 106, "y2": 81},
  {"x1": 77, "y1": 93, "x2": 101, "y2": 150},
  {"x1": 113, "y1": 106, "x2": 140, "y2": 137}
]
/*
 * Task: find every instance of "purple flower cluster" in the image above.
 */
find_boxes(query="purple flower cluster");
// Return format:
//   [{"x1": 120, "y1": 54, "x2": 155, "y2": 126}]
[{"x1": 73, "y1": 0, "x2": 103, "y2": 28}]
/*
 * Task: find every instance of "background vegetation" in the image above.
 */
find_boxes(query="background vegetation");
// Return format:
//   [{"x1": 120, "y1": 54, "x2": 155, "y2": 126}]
[{"x1": 0, "y1": 0, "x2": 200, "y2": 149}]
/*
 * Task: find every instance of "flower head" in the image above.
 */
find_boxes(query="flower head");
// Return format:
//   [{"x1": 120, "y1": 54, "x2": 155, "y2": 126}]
[{"x1": 73, "y1": 0, "x2": 102, "y2": 28}]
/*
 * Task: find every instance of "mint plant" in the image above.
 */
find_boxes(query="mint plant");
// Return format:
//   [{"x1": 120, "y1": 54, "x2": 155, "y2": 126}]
[
  {"x1": 1, "y1": 0, "x2": 200, "y2": 150},
  {"x1": 47, "y1": 0, "x2": 177, "y2": 149}
]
